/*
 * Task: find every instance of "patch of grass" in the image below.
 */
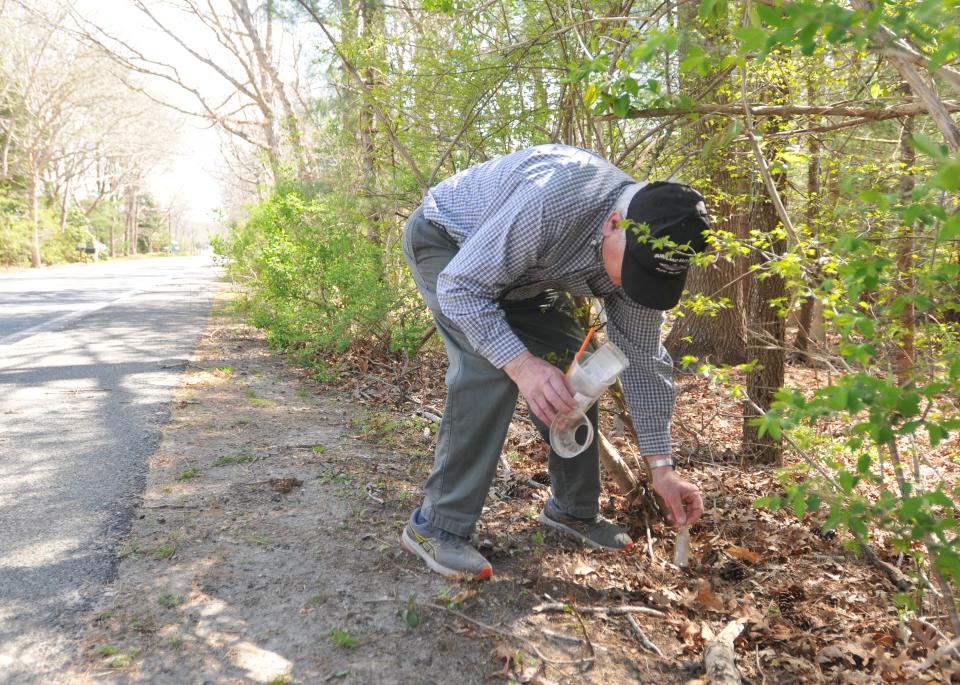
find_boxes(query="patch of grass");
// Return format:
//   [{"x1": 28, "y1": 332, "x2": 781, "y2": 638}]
[
  {"x1": 244, "y1": 387, "x2": 258, "y2": 398},
  {"x1": 116, "y1": 544, "x2": 136, "y2": 560},
  {"x1": 153, "y1": 544, "x2": 175, "y2": 560},
  {"x1": 267, "y1": 675, "x2": 292, "y2": 685},
  {"x1": 329, "y1": 628, "x2": 360, "y2": 649},
  {"x1": 108, "y1": 649, "x2": 140, "y2": 669},
  {"x1": 311, "y1": 444, "x2": 326, "y2": 455},
  {"x1": 168, "y1": 635, "x2": 184, "y2": 649},
  {"x1": 243, "y1": 532, "x2": 272, "y2": 547},
  {"x1": 157, "y1": 593, "x2": 184, "y2": 609},
  {"x1": 96, "y1": 645, "x2": 121, "y2": 657},
  {"x1": 296, "y1": 390, "x2": 308, "y2": 398},
  {"x1": 177, "y1": 468, "x2": 200, "y2": 481},
  {"x1": 215, "y1": 366, "x2": 234, "y2": 375},
  {"x1": 249, "y1": 398, "x2": 276, "y2": 408},
  {"x1": 318, "y1": 471, "x2": 351, "y2": 486},
  {"x1": 161, "y1": 485, "x2": 173, "y2": 494},
  {"x1": 308, "y1": 592, "x2": 327, "y2": 606},
  {"x1": 213, "y1": 454, "x2": 254, "y2": 467}
]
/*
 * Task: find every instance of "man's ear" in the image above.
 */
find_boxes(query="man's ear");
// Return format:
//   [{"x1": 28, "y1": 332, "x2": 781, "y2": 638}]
[{"x1": 603, "y1": 211, "x2": 623, "y2": 236}]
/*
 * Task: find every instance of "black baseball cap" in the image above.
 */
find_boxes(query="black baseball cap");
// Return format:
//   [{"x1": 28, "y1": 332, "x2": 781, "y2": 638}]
[{"x1": 620, "y1": 182, "x2": 711, "y2": 310}]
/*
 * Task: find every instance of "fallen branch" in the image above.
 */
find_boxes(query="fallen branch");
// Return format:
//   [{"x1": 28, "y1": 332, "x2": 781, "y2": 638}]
[
  {"x1": 626, "y1": 613, "x2": 665, "y2": 657},
  {"x1": 598, "y1": 431, "x2": 638, "y2": 495},
  {"x1": 532, "y1": 602, "x2": 665, "y2": 618},
  {"x1": 703, "y1": 621, "x2": 744, "y2": 685}
]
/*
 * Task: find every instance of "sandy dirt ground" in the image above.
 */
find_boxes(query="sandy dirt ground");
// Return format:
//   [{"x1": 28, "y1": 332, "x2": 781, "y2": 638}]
[{"x1": 68, "y1": 287, "x2": 960, "y2": 684}]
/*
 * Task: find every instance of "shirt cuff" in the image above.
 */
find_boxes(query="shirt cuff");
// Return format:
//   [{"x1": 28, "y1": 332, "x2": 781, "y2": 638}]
[
  {"x1": 636, "y1": 423, "x2": 672, "y2": 456},
  {"x1": 479, "y1": 330, "x2": 528, "y2": 369}
]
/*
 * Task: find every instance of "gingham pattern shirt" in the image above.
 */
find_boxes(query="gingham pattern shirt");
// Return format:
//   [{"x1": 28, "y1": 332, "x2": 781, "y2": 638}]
[{"x1": 423, "y1": 144, "x2": 675, "y2": 455}]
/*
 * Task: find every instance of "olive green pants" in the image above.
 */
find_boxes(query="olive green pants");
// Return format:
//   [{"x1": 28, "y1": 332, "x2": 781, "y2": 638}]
[{"x1": 403, "y1": 207, "x2": 600, "y2": 537}]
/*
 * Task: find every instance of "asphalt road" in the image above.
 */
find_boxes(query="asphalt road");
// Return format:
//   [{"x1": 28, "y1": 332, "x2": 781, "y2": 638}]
[{"x1": 0, "y1": 257, "x2": 222, "y2": 683}]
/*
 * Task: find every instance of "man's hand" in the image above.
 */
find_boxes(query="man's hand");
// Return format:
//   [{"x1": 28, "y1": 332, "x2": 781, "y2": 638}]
[
  {"x1": 503, "y1": 351, "x2": 576, "y2": 425},
  {"x1": 650, "y1": 467, "x2": 704, "y2": 526}
]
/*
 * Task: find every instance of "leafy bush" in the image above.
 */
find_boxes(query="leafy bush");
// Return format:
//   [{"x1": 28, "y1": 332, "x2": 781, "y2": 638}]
[{"x1": 216, "y1": 189, "x2": 431, "y2": 358}]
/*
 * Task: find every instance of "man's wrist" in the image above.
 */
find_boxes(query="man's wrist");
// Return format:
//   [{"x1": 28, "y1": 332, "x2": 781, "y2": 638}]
[
  {"x1": 503, "y1": 350, "x2": 535, "y2": 380},
  {"x1": 645, "y1": 455, "x2": 675, "y2": 477}
]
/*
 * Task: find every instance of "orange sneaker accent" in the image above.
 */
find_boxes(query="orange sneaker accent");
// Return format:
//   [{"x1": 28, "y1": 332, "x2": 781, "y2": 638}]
[{"x1": 475, "y1": 566, "x2": 493, "y2": 581}]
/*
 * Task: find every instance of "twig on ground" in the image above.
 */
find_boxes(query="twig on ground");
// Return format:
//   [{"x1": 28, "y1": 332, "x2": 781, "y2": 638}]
[
  {"x1": 626, "y1": 613, "x2": 664, "y2": 657},
  {"x1": 532, "y1": 602, "x2": 665, "y2": 618},
  {"x1": 917, "y1": 636, "x2": 960, "y2": 671},
  {"x1": 418, "y1": 409, "x2": 442, "y2": 423},
  {"x1": 644, "y1": 519, "x2": 663, "y2": 566},
  {"x1": 703, "y1": 620, "x2": 744, "y2": 685},
  {"x1": 141, "y1": 503, "x2": 197, "y2": 509},
  {"x1": 571, "y1": 608, "x2": 596, "y2": 671},
  {"x1": 365, "y1": 486, "x2": 384, "y2": 505},
  {"x1": 362, "y1": 597, "x2": 595, "y2": 668},
  {"x1": 526, "y1": 478, "x2": 549, "y2": 490},
  {"x1": 541, "y1": 627, "x2": 584, "y2": 644}
]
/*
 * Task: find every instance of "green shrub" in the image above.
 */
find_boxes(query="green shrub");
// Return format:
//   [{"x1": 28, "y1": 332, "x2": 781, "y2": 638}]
[{"x1": 216, "y1": 190, "x2": 430, "y2": 358}]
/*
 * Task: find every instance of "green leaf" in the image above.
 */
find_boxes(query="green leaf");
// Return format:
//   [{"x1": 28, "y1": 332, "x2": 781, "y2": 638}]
[
  {"x1": 735, "y1": 27, "x2": 769, "y2": 54},
  {"x1": 838, "y1": 470, "x2": 859, "y2": 494},
  {"x1": 938, "y1": 213, "x2": 960, "y2": 241},
  {"x1": 752, "y1": 412, "x2": 782, "y2": 440},
  {"x1": 612, "y1": 94, "x2": 631, "y2": 118},
  {"x1": 754, "y1": 495, "x2": 783, "y2": 511},
  {"x1": 896, "y1": 392, "x2": 921, "y2": 418},
  {"x1": 870, "y1": 82, "x2": 882, "y2": 98},
  {"x1": 910, "y1": 134, "x2": 946, "y2": 159},
  {"x1": 582, "y1": 82, "x2": 600, "y2": 108},
  {"x1": 935, "y1": 548, "x2": 960, "y2": 584},
  {"x1": 928, "y1": 422, "x2": 945, "y2": 447},
  {"x1": 698, "y1": 0, "x2": 719, "y2": 19},
  {"x1": 756, "y1": 3, "x2": 786, "y2": 27}
]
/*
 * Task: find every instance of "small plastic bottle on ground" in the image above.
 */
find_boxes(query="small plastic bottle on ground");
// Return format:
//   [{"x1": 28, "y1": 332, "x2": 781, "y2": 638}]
[{"x1": 673, "y1": 525, "x2": 691, "y2": 567}]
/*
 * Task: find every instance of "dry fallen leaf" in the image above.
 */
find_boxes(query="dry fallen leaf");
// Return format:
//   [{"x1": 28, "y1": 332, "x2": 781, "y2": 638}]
[
  {"x1": 573, "y1": 563, "x2": 596, "y2": 577},
  {"x1": 725, "y1": 544, "x2": 763, "y2": 564},
  {"x1": 695, "y1": 579, "x2": 725, "y2": 612}
]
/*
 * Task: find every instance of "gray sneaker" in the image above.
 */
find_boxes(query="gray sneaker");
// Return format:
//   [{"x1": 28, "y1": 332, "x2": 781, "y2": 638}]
[
  {"x1": 539, "y1": 498, "x2": 634, "y2": 551},
  {"x1": 400, "y1": 509, "x2": 493, "y2": 580}
]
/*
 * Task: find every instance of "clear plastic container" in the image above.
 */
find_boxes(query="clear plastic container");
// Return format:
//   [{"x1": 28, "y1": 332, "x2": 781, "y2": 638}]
[{"x1": 549, "y1": 341, "x2": 629, "y2": 458}]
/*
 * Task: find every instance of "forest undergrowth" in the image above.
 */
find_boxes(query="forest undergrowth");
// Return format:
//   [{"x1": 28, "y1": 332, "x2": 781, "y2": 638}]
[{"x1": 314, "y1": 328, "x2": 960, "y2": 683}]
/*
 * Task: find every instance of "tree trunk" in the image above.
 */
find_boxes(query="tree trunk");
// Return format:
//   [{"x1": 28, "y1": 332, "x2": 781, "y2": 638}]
[
  {"x1": 793, "y1": 83, "x2": 821, "y2": 361},
  {"x1": 664, "y1": 1, "x2": 748, "y2": 365},
  {"x1": 895, "y1": 109, "x2": 916, "y2": 385},
  {"x1": 30, "y1": 170, "x2": 42, "y2": 268},
  {"x1": 743, "y1": 182, "x2": 787, "y2": 463},
  {"x1": 59, "y1": 176, "x2": 72, "y2": 234},
  {"x1": 359, "y1": 0, "x2": 384, "y2": 243}
]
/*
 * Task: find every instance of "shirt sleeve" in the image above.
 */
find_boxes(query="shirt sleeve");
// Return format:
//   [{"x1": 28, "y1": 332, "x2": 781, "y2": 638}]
[
  {"x1": 603, "y1": 292, "x2": 675, "y2": 455},
  {"x1": 435, "y1": 190, "x2": 549, "y2": 368}
]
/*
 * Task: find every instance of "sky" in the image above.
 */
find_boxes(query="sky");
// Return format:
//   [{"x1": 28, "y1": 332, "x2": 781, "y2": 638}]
[{"x1": 73, "y1": 0, "x2": 230, "y2": 225}]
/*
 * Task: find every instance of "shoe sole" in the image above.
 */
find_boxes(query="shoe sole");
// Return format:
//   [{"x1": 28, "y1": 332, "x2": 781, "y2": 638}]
[
  {"x1": 400, "y1": 527, "x2": 493, "y2": 581},
  {"x1": 538, "y1": 511, "x2": 633, "y2": 551}
]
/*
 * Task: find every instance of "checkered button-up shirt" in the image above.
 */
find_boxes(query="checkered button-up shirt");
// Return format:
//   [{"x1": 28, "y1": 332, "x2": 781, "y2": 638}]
[{"x1": 423, "y1": 144, "x2": 675, "y2": 456}]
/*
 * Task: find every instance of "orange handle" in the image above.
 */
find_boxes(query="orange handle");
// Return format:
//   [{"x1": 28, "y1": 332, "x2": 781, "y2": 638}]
[{"x1": 565, "y1": 326, "x2": 596, "y2": 378}]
